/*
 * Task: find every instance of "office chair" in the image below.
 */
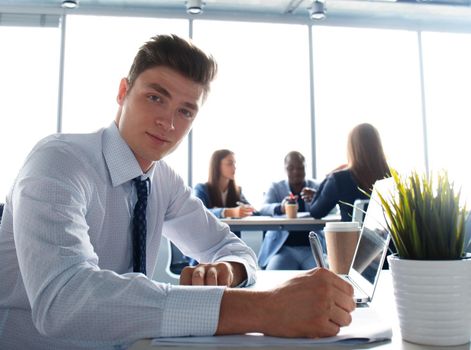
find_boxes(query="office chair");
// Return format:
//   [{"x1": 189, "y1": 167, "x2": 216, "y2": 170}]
[
  {"x1": 167, "y1": 241, "x2": 191, "y2": 276},
  {"x1": 351, "y1": 199, "x2": 369, "y2": 225},
  {"x1": 465, "y1": 212, "x2": 471, "y2": 253}
]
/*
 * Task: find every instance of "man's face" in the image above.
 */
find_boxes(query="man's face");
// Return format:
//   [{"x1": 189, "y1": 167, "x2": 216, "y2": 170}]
[
  {"x1": 115, "y1": 66, "x2": 204, "y2": 172},
  {"x1": 285, "y1": 156, "x2": 306, "y2": 186}
]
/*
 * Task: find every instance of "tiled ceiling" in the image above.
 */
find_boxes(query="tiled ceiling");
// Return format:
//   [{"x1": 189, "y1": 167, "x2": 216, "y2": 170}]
[{"x1": 0, "y1": 0, "x2": 471, "y2": 26}]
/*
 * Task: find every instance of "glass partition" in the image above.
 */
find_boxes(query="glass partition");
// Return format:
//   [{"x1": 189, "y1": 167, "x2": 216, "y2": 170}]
[
  {"x1": 421, "y1": 31, "x2": 471, "y2": 202},
  {"x1": 0, "y1": 26, "x2": 59, "y2": 200},
  {"x1": 192, "y1": 20, "x2": 312, "y2": 208},
  {"x1": 312, "y1": 26, "x2": 424, "y2": 179}
]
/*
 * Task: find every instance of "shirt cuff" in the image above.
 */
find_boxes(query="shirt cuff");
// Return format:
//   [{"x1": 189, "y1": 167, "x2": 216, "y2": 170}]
[
  {"x1": 213, "y1": 207, "x2": 224, "y2": 218},
  {"x1": 159, "y1": 285, "x2": 225, "y2": 337},
  {"x1": 215, "y1": 256, "x2": 257, "y2": 287},
  {"x1": 274, "y1": 204, "x2": 283, "y2": 216},
  {"x1": 234, "y1": 279, "x2": 248, "y2": 288}
]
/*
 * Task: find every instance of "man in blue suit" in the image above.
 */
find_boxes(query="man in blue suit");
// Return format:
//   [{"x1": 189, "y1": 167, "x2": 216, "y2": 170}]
[{"x1": 258, "y1": 151, "x2": 320, "y2": 269}]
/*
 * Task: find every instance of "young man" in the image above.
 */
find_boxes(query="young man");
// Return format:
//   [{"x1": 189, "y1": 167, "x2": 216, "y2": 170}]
[{"x1": 0, "y1": 35, "x2": 354, "y2": 350}]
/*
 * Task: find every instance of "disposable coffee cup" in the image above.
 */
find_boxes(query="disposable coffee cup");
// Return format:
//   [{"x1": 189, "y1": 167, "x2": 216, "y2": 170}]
[
  {"x1": 285, "y1": 203, "x2": 298, "y2": 219},
  {"x1": 324, "y1": 222, "x2": 361, "y2": 274}
]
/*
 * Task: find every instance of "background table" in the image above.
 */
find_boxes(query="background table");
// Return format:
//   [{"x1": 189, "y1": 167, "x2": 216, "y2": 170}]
[
  {"x1": 152, "y1": 214, "x2": 339, "y2": 284},
  {"x1": 221, "y1": 213, "x2": 340, "y2": 232}
]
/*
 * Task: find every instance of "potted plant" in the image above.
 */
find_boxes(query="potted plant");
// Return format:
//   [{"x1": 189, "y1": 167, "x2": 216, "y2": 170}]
[{"x1": 375, "y1": 169, "x2": 471, "y2": 346}]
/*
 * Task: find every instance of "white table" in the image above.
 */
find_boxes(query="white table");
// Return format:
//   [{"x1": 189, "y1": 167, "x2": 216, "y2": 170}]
[
  {"x1": 130, "y1": 270, "x2": 471, "y2": 350},
  {"x1": 221, "y1": 214, "x2": 340, "y2": 232}
]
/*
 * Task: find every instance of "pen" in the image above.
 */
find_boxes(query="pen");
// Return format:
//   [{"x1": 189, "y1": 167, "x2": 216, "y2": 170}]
[
  {"x1": 236, "y1": 201, "x2": 246, "y2": 207},
  {"x1": 308, "y1": 231, "x2": 326, "y2": 268}
]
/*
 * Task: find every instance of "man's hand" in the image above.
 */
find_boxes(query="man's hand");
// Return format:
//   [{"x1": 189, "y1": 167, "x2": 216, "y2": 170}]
[
  {"x1": 216, "y1": 268, "x2": 355, "y2": 338},
  {"x1": 261, "y1": 268, "x2": 355, "y2": 338},
  {"x1": 180, "y1": 261, "x2": 247, "y2": 287},
  {"x1": 300, "y1": 187, "x2": 316, "y2": 202},
  {"x1": 281, "y1": 195, "x2": 299, "y2": 213}
]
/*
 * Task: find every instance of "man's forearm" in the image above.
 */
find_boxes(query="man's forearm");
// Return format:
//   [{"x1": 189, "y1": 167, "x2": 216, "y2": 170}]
[
  {"x1": 216, "y1": 288, "x2": 269, "y2": 335},
  {"x1": 215, "y1": 269, "x2": 356, "y2": 339}
]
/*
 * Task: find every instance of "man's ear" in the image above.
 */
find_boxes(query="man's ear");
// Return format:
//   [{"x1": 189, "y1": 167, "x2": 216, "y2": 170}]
[{"x1": 117, "y1": 78, "x2": 129, "y2": 106}]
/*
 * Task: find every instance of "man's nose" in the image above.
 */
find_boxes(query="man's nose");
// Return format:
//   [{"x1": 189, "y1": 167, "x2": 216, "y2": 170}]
[{"x1": 155, "y1": 111, "x2": 175, "y2": 131}]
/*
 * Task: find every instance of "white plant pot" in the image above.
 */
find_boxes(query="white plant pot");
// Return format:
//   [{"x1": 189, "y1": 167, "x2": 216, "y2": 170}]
[{"x1": 388, "y1": 255, "x2": 471, "y2": 346}]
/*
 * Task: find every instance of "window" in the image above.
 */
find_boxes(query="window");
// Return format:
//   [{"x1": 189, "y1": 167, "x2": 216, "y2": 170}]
[
  {"x1": 421, "y1": 31, "x2": 471, "y2": 202},
  {"x1": 192, "y1": 20, "x2": 312, "y2": 207},
  {"x1": 0, "y1": 26, "x2": 59, "y2": 200},
  {"x1": 312, "y1": 26, "x2": 424, "y2": 179},
  {"x1": 2, "y1": 13, "x2": 469, "y2": 208},
  {"x1": 62, "y1": 15, "x2": 189, "y2": 179}
]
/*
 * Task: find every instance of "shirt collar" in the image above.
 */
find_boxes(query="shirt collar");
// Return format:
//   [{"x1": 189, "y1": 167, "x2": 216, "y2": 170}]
[{"x1": 102, "y1": 122, "x2": 155, "y2": 187}]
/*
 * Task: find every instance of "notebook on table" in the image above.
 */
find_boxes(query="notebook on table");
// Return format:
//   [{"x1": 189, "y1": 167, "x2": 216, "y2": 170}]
[{"x1": 342, "y1": 177, "x2": 394, "y2": 305}]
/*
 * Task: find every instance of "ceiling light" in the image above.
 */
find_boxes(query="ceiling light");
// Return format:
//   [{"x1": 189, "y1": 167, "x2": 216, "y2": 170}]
[
  {"x1": 61, "y1": 0, "x2": 79, "y2": 9},
  {"x1": 309, "y1": 0, "x2": 326, "y2": 20},
  {"x1": 186, "y1": 0, "x2": 205, "y2": 15}
]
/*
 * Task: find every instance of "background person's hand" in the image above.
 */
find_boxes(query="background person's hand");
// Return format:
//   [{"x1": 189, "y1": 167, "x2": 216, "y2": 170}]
[
  {"x1": 238, "y1": 204, "x2": 255, "y2": 218},
  {"x1": 300, "y1": 187, "x2": 316, "y2": 202},
  {"x1": 225, "y1": 205, "x2": 254, "y2": 218},
  {"x1": 180, "y1": 261, "x2": 247, "y2": 287},
  {"x1": 281, "y1": 194, "x2": 299, "y2": 213}
]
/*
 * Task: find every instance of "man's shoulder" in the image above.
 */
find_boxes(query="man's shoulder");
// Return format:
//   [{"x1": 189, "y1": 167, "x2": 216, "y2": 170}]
[
  {"x1": 271, "y1": 179, "x2": 288, "y2": 188},
  {"x1": 36, "y1": 129, "x2": 103, "y2": 154},
  {"x1": 152, "y1": 160, "x2": 186, "y2": 187},
  {"x1": 27, "y1": 129, "x2": 106, "y2": 176}
]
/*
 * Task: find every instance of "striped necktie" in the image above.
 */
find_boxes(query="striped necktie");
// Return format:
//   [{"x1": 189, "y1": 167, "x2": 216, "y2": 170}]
[{"x1": 132, "y1": 177, "x2": 150, "y2": 274}]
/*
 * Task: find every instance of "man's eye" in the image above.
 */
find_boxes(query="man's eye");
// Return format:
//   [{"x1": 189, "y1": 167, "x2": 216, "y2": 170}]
[
  {"x1": 179, "y1": 108, "x2": 194, "y2": 119},
  {"x1": 148, "y1": 95, "x2": 162, "y2": 103}
]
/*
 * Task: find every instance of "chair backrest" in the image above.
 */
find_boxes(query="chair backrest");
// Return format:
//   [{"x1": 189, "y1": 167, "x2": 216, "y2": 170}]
[
  {"x1": 167, "y1": 241, "x2": 191, "y2": 276},
  {"x1": 465, "y1": 212, "x2": 471, "y2": 253},
  {"x1": 352, "y1": 199, "x2": 370, "y2": 225}
]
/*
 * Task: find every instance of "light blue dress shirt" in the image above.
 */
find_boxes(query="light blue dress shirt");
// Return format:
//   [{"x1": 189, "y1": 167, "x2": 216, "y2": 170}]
[{"x1": 0, "y1": 123, "x2": 257, "y2": 350}]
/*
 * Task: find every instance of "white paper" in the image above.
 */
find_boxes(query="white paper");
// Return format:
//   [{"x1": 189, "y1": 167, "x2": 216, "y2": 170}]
[{"x1": 151, "y1": 307, "x2": 392, "y2": 347}]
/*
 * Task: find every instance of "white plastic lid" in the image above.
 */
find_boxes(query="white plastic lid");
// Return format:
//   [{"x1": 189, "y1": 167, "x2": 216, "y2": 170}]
[{"x1": 324, "y1": 221, "x2": 361, "y2": 232}]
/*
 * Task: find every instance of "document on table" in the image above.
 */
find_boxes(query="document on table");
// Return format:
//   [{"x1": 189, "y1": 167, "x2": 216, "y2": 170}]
[{"x1": 151, "y1": 307, "x2": 392, "y2": 347}]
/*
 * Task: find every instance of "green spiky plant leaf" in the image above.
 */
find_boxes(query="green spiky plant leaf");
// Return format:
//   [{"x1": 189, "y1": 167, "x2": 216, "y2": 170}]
[{"x1": 376, "y1": 169, "x2": 467, "y2": 260}]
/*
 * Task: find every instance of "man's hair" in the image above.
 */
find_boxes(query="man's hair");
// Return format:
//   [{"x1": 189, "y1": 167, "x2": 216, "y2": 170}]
[
  {"x1": 127, "y1": 34, "x2": 218, "y2": 101},
  {"x1": 284, "y1": 151, "x2": 305, "y2": 165}
]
